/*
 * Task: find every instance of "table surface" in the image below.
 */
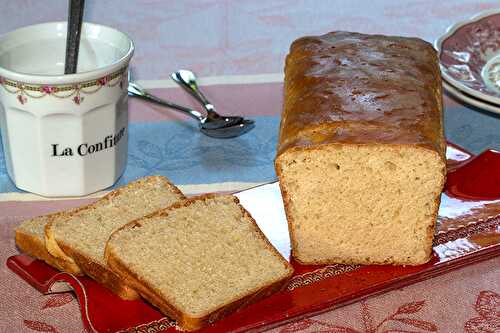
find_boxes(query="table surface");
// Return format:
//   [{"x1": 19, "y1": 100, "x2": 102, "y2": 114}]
[{"x1": 0, "y1": 1, "x2": 499, "y2": 332}]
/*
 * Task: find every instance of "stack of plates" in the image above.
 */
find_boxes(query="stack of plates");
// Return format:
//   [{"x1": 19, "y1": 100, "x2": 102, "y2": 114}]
[{"x1": 435, "y1": 9, "x2": 500, "y2": 115}]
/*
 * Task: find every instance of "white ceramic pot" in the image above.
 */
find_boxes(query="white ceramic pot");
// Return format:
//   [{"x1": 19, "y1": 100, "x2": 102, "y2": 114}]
[{"x1": 0, "y1": 22, "x2": 134, "y2": 196}]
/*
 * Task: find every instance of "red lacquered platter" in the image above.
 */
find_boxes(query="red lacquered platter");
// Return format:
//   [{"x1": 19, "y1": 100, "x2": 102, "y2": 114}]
[{"x1": 6, "y1": 143, "x2": 500, "y2": 333}]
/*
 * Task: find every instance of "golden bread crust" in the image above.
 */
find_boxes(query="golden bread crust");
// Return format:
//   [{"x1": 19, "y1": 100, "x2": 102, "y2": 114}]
[
  {"x1": 58, "y1": 240, "x2": 140, "y2": 300},
  {"x1": 276, "y1": 31, "x2": 446, "y2": 157},
  {"x1": 15, "y1": 227, "x2": 83, "y2": 275}
]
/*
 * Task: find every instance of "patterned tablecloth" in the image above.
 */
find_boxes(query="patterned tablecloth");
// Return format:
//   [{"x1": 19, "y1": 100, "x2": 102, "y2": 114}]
[{"x1": 1, "y1": 1, "x2": 499, "y2": 332}]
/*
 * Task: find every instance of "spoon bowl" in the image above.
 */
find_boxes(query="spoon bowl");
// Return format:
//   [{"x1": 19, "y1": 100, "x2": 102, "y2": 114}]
[{"x1": 200, "y1": 119, "x2": 255, "y2": 138}]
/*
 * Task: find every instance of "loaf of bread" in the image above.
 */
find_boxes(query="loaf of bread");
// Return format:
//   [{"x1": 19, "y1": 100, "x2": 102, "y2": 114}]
[
  {"x1": 16, "y1": 213, "x2": 82, "y2": 274},
  {"x1": 275, "y1": 31, "x2": 446, "y2": 265},
  {"x1": 44, "y1": 176, "x2": 185, "y2": 299},
  {"x1": 105, "y1": 194, "x2": 294, "y2": 331}
]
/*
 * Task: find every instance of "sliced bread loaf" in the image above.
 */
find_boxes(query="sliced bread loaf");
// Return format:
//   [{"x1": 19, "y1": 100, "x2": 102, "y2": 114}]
[
  {"x1": 45, "y1": 176, "x2": 185, "y2": 299},
  {"x1": 105, "y1": 194, "x2": 294, "y2": 331},
  {"x1": 16, "y1": 213, "x2": 82, "y2": 274}
]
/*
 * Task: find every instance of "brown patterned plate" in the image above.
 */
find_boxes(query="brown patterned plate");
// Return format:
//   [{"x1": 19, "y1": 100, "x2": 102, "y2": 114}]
[{"x1": 435, "y1": 9, "x2": 500, "y2": 106}]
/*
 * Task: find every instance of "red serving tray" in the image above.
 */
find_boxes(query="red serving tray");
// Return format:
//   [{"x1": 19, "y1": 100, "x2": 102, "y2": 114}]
[{"x1": 6, "y1": 143, "x2": 500, "y2": 333}]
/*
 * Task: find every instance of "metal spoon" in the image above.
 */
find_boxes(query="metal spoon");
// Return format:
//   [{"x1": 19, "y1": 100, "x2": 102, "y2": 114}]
[
  {"x1": 171, "y1": 69, "x2": 249, "y2": 130},
  {"x1": 64, "y1": 0, "x2": 85, "y2": 74},
  {"x1": 127, "y1": 82, "x2": 255, "y2": 138}
]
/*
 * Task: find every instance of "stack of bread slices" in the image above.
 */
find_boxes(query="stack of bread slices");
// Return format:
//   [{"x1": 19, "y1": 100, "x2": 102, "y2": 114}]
[{"x1": 15, "y1": 176, "x2": 294, "y2": 331}]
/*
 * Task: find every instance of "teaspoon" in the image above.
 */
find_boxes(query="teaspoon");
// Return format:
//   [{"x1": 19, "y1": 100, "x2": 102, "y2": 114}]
[
  {"x1": 171, "y1": 70, "x2": 250, "y2": 130},
  {"x1": 127, "y1": 82, "x2": 255, "y2": 138}
]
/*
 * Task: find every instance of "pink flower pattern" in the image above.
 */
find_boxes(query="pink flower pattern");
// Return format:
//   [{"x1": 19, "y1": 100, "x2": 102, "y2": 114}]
[
  {"x1": 97, "y1": 77, "x2": 108, "y2": 86},
  {"x1": 279, "y1": 300, "x2": 438, "y2": 333},
  {"x1": 39, "y1": 86, "x2": 55, "y2": 94},
  {"x1": 17, "y1": 95, "x2": 27, "y2": 104},
  {"x1": 464, "y1": 290, "x2": 500, "y2": 333},
  {"x1": 0, "y1": 68, "x2": 126, "y2": 105},
  {"x1": 73, "y1": 95, "x2": 83, "y2": 105},
  {"x1": 278, "y1": 290, "x2": 500, "y2": 333}
]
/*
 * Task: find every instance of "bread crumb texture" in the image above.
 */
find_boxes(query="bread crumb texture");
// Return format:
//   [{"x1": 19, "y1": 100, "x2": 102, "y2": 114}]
[
  {"x1": 277, "y1": 144, "x2": 445, "y2": 265},
  {"x1": 17, "y1": 216, "x2": 50, "y2": 236},
  {"x1": 53, "y1": 176, "x2": 184, "y2": 266},
  {"x1": 108, "y1": 195, "x2": 291, "y2": 317}
]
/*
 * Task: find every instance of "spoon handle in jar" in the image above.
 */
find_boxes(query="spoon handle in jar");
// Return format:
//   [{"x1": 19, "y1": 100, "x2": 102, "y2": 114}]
[{"x1": 64, "y1": 0, "x2": 85, "y2": 74}]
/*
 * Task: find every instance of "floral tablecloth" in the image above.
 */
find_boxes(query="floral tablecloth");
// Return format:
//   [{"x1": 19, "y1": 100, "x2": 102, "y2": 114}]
[{"x1": 1, "y1": 1, "x2": 499, "y2": 332}]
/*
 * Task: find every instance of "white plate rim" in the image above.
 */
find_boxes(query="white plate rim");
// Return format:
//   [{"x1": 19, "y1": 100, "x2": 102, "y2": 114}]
[
  {"x1": 434, "y1": 8, "x2": 500, "y2": 105},
  {"x1": 443, "y1": 78, "x2": 500, "y2": 115}
]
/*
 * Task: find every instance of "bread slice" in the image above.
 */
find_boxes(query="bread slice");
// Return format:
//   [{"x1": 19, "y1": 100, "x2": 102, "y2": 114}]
[
  {"x1": 105, "y1": 194, "x2": 294, "y2": 331},
  {"x1": 15, "y1": 213, "x2": 82, "y2": 275},
  {"x1": 45, "y1": 176, "x2": 185, "y2": 300}
]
